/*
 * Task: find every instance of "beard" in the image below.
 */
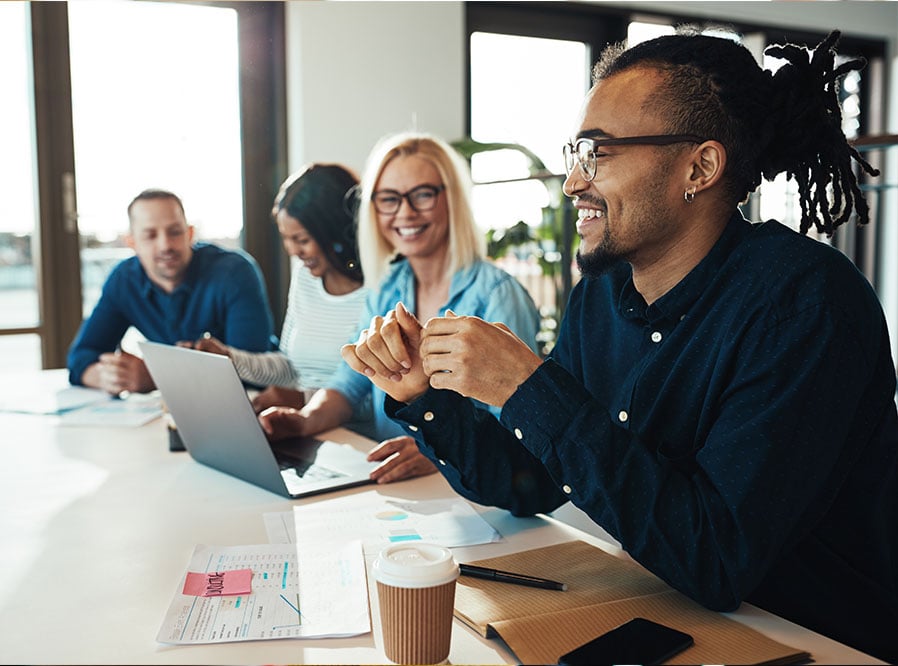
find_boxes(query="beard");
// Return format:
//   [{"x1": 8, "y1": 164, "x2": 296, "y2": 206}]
[
  {"x1": 574, "y1": 167, "x2": 677, "y2": 279},
  {"x1": 575, "y1": 223, "x2": 625, "y2": 278}
]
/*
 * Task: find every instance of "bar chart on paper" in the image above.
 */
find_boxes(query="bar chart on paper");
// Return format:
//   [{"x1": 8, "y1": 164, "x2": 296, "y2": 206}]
[
  {"x1": 375, "y1": 508, "x2": 424, "y2": 542},
  {"x1": 291, "y1": 490, "x2": 502, "y2": 554}
]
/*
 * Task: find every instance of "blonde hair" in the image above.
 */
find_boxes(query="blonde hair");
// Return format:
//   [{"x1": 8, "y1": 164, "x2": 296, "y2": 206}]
[{"x1": 357, "y1": 131, "x2": 485, "y2": 289}]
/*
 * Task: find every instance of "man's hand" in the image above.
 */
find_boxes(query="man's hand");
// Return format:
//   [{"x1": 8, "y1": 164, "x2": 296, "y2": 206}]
[
  {"x1": 251, "y1": 386, "x2": 305, "y2": 414},
  {"x1": 341, "y1": 302, "x2": 430, "y2": 403},
  {"x1": 366, "y1": 436, "x2": 438, "y2": 484},
  {"x1": 420, "y1": 312, "x2": 542, "y2": 407},
  {"x1": 95, "y1": 350, "x2": 155, "y2": 395}
]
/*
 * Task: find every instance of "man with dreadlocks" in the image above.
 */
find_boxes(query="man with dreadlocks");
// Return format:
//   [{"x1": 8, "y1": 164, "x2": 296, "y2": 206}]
[{"x1": 342, "y1": 29, "x2": 897, "y2": 660}]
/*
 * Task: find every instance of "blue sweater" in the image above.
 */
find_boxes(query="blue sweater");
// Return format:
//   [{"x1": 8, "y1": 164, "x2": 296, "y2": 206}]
[
  {"x1": 388, "y1": 213, "x2": 898, "y2": 661},
  {"x1": 68, "y1": 243, "x2": 275, "y2": 384}
]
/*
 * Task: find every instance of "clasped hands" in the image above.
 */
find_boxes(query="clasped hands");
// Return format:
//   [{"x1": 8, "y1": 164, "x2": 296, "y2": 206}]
[{"x1": 340, "y1": 302, "x2": 542, "y2": 408}]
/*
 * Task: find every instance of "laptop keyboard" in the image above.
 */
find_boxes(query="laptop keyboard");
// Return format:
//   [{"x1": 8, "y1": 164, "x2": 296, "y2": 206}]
[{"x1": 280, "y1": 461, "x2": 344, "y2": 481}]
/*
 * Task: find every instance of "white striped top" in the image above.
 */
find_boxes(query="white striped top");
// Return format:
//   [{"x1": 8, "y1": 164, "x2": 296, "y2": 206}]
[{"x1": 228, "y1": 259, "x2": 369, "y2": 390}]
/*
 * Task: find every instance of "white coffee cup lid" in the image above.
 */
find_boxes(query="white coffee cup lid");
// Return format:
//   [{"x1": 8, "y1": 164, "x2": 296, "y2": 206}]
[{"x1": 372, "y1": 542, "x2": 459, "y2": 588}]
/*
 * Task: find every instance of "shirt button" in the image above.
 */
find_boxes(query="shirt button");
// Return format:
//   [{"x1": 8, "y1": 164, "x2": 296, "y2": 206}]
[
  {"x1": 408, "y1": 424, "x2": 419, "y2": 432},
  {"x1": 423, "y1": 411, "x2": 434, "y2": 422},
  {"x1": 651, "y1": 331, "x2": 662, "y2": 343},
  {"x1": 618, "y1": 410, "x2": 629, "y2": 422},
  {"x1": 562, "y1": 484, "x2": 572, "y2": 494},
  {"x1": 438, "y1": 459, "x2": 446, "y2": 466},
  {"x1": 514, "y1": 428, "x2": 523, "y2": 440}
]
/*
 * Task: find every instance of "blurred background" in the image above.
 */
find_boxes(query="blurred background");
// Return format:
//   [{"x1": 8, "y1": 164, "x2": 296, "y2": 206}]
[{"x1": 2, "y1": 0, "x2": 895, "y2": 369}]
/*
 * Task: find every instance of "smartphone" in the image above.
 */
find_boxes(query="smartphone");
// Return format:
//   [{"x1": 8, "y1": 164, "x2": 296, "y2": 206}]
[{"x1": 557, "y1": 617, "x2": 694, "y2": 665}]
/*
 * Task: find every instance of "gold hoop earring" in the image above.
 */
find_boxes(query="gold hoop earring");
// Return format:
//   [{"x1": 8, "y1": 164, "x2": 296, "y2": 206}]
[{"x1": 684, "y1": 186, "x2": 696, "y2": 203}]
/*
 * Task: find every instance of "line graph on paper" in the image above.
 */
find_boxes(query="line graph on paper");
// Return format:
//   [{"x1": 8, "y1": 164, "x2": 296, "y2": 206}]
[
  {"x1": 156, "y1": 542, "x2": 369, "y2": 644},
  {"x1": 156, "y1": 543, "x2": 307, "y2": 643}
]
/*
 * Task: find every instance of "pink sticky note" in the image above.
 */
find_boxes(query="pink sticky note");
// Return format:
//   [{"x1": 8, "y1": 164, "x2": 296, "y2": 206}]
[{"x1": 183, "y1": 568, "x2": 253, "y2": 597}]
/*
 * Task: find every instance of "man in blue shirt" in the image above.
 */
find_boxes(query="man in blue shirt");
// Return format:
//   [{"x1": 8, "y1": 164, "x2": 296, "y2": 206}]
[
  {"x1": 68, "y1": 189, "x2": 275, "y2": 394},
  {"x1": 341, "y1": 31, "x2": 898, "y2": 661}
]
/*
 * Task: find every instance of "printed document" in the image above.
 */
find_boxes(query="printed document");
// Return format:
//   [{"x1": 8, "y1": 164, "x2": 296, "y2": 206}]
[
  {"x1": 291, "y1": 490, "x2": 502, "y2": 555},
  {"x1": 157, "y1": 542, "x2": 369, "y2": 643},
  {"x1": 58, "y1": 393, "x2": 163, "y2": 426},
  {"x1": 0, "y1": 382, "x2": 108, "y2": 415}
]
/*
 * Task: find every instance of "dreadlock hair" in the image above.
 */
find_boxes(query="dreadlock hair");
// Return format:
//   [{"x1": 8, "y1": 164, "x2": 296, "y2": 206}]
[{"x1": 592, "y1": 27, "x2": 879, "y2": 236}]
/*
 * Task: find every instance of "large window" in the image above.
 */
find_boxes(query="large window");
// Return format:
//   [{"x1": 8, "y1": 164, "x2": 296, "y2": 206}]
[
  {"x1": 0, "y1": 1, "x2": 286, "y2": 370},
  {"x1": 465, "y1": 3, "x2": 626, "y2": 352},
  {"x1": 466, "y1": 3, "x2": 888, "y2": 344},
  {"x1": 0, "y1": 2, "x2": 41, "y2": 370},
  {"x1": 68, "y1": 1, "x2": 244, "y2": 320},
  {"x1": 467, "y1": 31, "x2": 587, "y2": 349}
]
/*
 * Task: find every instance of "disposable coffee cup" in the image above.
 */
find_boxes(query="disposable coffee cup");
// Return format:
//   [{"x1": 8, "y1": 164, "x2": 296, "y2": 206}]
[{"x1": 372, "y1": 542, "x2": 459, "y2": 664}]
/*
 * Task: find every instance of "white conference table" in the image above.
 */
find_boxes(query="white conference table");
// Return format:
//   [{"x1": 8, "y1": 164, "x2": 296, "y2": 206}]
[{"x1": 0, "y1": 371, "x2": 884, "y2": 664}]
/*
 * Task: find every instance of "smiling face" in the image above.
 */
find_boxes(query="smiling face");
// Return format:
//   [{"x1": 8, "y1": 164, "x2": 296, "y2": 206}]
[
  {"x1": 276, "y1": 209, "x2": 334, "y2": 280},
  {"x1": 127, "y1": 197, "x2": 194, "y2": 293},
  {"x1": 374, "y1": 154, "x2": 450, "y2": 264},
  {"x1": 563, "y1": 67, "x2": 691, "y2": 277}
]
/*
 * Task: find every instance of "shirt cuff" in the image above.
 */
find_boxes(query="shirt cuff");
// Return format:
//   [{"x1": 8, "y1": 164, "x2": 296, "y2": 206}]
[
  {"x1": 499, "y1": 359, "x2": 593, "y2": 459},
  {"x1": 384, "y1": 388, "x2": 470, "y2": 481},
  {"x1": 384, "y1": 388, "x2": 466, "y2": 432}
]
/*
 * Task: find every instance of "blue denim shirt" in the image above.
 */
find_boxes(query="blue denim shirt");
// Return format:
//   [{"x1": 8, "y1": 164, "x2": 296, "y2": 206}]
[
  {"x1": 328, "y1": 257, "x2": 541, "y2": 441},
  {"x1": 67, "y1": 243, "x2": 275, "y2": 384},
  {"x1": 387, "y1": 214, "x2": 898, "y2": 662}
]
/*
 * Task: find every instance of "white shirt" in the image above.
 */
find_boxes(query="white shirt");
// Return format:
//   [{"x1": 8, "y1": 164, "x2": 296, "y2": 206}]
[{"x1": 228, "y1": 259, "x2": 369, "y2": 391}]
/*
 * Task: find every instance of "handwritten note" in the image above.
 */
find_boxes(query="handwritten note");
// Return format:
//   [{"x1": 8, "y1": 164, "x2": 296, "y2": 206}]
[{"x1": 183, "y1": 568, "x2": 252, "y2": 597}]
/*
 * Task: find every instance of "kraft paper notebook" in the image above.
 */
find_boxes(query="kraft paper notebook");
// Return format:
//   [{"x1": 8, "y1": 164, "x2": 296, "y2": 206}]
[{"x1": 454, "y1": 539, "x2": 810, "y2": 665}]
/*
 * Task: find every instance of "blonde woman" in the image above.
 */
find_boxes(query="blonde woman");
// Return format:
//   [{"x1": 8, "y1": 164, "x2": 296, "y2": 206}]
[{"x1": 259, "y1": 132, "x2": 541, "y2": 483}]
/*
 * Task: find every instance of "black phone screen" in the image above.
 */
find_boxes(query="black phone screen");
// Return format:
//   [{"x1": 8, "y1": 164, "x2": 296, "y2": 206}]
[{"x1": 557, "y1": 617, "x2": 694, "y2": 665}]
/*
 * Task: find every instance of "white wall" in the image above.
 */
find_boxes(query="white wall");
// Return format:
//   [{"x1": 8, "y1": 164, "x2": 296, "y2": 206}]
[
  {"x1": 285, "y1": 1, "x2": 465, "y2": 175},
  {"x1": 285, "y1": 1, "x2": 897, "y2": 175}
]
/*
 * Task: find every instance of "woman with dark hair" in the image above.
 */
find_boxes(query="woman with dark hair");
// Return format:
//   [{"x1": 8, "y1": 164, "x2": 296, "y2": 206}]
[{"x1": 195, "y1": 163, "x2": 369, "y2": 414}]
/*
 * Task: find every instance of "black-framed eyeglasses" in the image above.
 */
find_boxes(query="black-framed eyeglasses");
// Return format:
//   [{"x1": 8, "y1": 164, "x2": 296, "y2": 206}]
[
  {"x1": 563, "y1": 134, "x2": 707, "y2": 181},
  {"x1": 371, "y1": 184, "x2": 446, "y2": 215}
]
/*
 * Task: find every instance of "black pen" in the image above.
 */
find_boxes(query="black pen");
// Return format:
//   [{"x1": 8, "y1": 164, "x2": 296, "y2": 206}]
[{"x1": 459, "y1": 563, "x2": 567, "y2": 591}]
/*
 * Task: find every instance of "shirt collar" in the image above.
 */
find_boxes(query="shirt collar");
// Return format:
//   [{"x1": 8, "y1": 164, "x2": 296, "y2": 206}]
[
  {"x1": 619, "y1": 211, "x2": 750, "y2": 324},
  {"x1": 135, "y1": 246, "x2": 199, "y2": 298},
  {"x1": 448, "y1": 260, "x2": 479, "y2": 299},
  {"x1": 387, "y1": 256, "x2": 480, "y2": 306}
]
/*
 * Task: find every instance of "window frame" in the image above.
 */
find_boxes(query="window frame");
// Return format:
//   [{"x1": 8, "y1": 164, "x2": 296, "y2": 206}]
[{"x1": 19, "y1": 1, "x2": 287, "y2": 368}]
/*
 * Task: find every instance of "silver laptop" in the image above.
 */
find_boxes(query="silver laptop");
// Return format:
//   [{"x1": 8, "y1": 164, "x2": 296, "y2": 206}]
[{"x1": 139, "y1": 340, "x2": 377, "y2": 499}]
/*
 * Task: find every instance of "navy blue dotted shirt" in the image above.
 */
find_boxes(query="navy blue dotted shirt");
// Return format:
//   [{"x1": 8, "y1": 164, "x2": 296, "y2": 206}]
[
  {"x1": 67, "y1": 242, "x2": 275, "y2": 384},
  {"x1": 389, "y1": 213, "x2": 898, "y2": 661}
]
